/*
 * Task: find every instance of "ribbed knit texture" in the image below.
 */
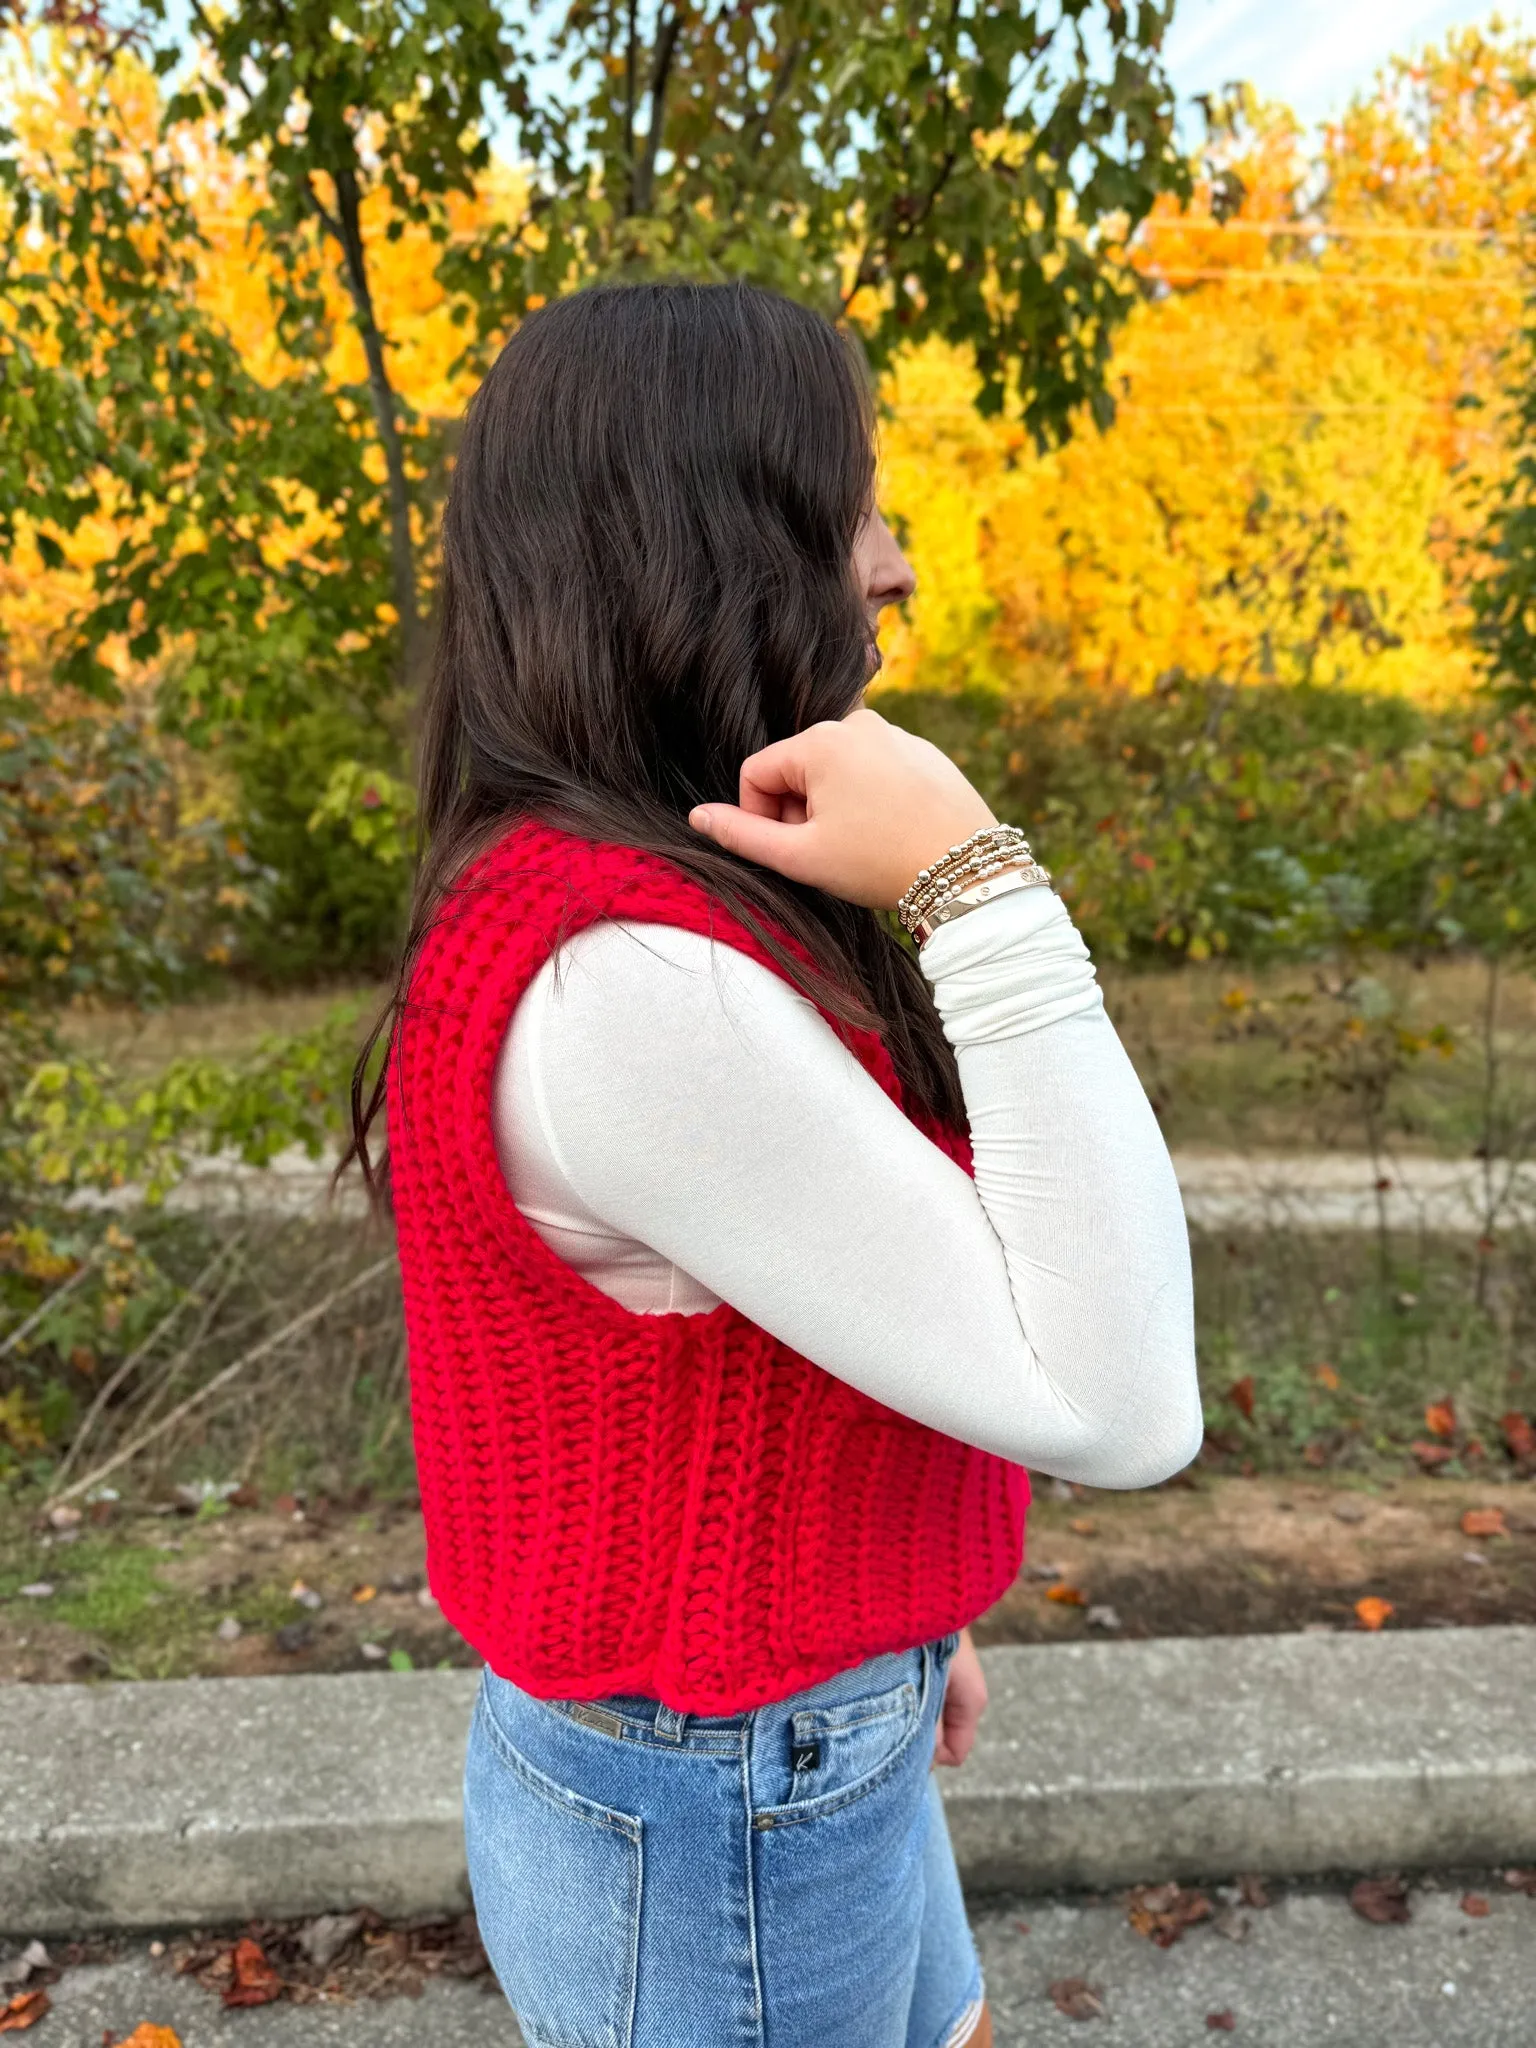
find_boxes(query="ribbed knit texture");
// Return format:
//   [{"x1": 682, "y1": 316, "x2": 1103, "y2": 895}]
[{"x1": 388, "y1": 822, "x2": 1031, "y2": 1713}]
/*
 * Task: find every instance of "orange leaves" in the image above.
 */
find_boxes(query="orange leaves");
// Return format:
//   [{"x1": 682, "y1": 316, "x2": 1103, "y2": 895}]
[
  {"x1": 221, "y1": 1938, "x2": 282, "y2": 2009},
  {"x1": 1127, "y1": 1882, "x2": 1213, "y2": 1947},
  {"x1": 1313, "y1": 1363, "x2": 1340, "y2": 1392},
  {"x1": 1501, "y1": 1412, "x2": 1536, "y2": 1463},
  {"x1": 0, "y1": 1991, "x2": 49, "y2": 2033},
  {"x1": 1353, "y1": 1596, "x2": 1394, "y2": 1631},
  {"x1": 1046, "y1": 1583, "x2": 1087, "y2": 1606},
  {"x1": 1461, "y1": 1894, "x2": 1491, "y2": 1919},
  {"x1": 1423, "y1": 1399, "x2": 1456, "y2": 1439},
  {"x1": 1460, "y1": 1508, "x2": 1507, "y2": 1539},
  {"x1": 1226, "y1": 1376, "x2": 1256, "y2": 1422},
  {"x1": 110, "y1": 2030, "x2": 183, "y2": 2047}
]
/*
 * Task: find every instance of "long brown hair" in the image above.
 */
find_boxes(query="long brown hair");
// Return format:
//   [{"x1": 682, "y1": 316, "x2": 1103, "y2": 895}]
[{"x1": 350, "y1": 280, "x2": 963, "y2": 1200}]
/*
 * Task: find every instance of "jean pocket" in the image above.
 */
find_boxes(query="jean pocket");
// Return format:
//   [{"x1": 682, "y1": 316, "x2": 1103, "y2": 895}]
[
  {"x1": 771, "y1": 1672, "x2": 922, "y2": 1819},
  {"x1": 464, "y1": 1686, "x2": 641, "y2": 2048}
]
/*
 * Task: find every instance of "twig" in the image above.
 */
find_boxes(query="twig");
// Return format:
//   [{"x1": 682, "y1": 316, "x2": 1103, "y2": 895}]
[
  {"x1": 46, "y1": 1231, "x2": 248, "y2": 1497},
  {"x1": 54, "y1": 1257, "x2": 397, "y2": 1505},
  {"x1": 0, "y1": 1250, "x2": 103, "y2": 1363}
]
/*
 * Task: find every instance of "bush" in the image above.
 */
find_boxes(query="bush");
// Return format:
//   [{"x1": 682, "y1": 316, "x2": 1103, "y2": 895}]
[{"x1": 878, "y1": 675, "x2": 1536, "y2": 968}]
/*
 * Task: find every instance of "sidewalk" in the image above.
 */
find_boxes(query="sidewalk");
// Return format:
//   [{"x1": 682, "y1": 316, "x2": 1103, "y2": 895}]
[
  {"x1": 67, "y1": 1145, "x2": 1536, "y2": 1233},
  {"x1": 4, "y1": 1629, "x2": 1533, "y2": 1935},
  {"x1": 30, "y1": 1883, "x2": 1536, "y2": 2046}
]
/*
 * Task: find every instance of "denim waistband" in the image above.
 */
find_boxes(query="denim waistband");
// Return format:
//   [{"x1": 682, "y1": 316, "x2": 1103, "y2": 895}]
[{"x1": 516, "y1": 1631, "x2": 962, "y2": 1755}]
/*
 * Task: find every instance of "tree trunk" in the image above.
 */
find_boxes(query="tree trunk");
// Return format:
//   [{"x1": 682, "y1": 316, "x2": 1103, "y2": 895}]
[{"x1": 329, "y1": 165, "x2": 425, "y2": 690}]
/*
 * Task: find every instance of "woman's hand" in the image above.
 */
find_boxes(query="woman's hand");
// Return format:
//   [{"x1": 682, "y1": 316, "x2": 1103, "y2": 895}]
[
  {"x1": 687, "y1": 707, "x2": 996, "y2": 909},
  {"x1": 932, "y1": 1628, "x2": 987, "y2": 1769}
]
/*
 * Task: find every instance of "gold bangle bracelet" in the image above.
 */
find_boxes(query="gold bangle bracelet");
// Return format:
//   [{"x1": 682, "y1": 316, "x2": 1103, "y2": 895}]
[{"x1": 912, "y1": 861, "x2": 1053, "y2": 946}]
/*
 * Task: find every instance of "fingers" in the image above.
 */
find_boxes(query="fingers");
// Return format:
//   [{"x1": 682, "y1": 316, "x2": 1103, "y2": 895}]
[
  {"x1": 736, "y1": 730, "x2": 818, "y2": 809},
  {"x1": 687, "y1": 802, "x2": 816, "y2": 879}
]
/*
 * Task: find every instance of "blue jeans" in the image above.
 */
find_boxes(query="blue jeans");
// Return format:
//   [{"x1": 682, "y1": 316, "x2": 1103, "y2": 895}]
[{"x1": 464, "y1": 1631, "x2": 983, "y2": 2048}]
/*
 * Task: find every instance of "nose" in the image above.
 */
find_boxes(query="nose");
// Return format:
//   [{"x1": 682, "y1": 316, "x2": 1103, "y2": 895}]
[{"x1": 864, "y1": 515, "x2": 917, "y2": 612}]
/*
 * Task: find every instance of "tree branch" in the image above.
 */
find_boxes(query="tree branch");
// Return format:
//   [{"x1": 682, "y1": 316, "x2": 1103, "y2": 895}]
[
  {"x1": 304, "y1": 166, "x2": 421, "y2": 685},
  {"x1": 633, "y1": 6, "x2": 683, "y2": 216},
  {"x1": 623, "y1": 0, "x2": 638, "y2": 195}
]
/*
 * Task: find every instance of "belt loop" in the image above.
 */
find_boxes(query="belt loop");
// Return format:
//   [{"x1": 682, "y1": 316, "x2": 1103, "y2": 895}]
[{"x1": 654, "y1": 1702, "x2": 688, "y2": 1743}]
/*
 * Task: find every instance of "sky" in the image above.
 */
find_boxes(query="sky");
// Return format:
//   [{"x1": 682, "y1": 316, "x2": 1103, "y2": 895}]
[{"x1": 1162, "y1": 0, "x2": 1536, "y2": 127}]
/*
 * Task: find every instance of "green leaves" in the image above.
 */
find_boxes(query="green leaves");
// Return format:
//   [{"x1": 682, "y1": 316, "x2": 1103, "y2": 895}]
[
  {"x1": 449, "y1": 1, "x2": 1189, "y2": 441},
  {"x1": 1473, "y1": 297, "x2": 1536, "y2": 702},
  {"x1": 880, "y1": 678, "x2": 1536, "y2": 968}
]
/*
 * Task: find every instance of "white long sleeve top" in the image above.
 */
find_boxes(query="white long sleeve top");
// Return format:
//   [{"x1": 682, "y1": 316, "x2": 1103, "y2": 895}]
[{"x1": 491, "y1": 887, "x2": 1203, "y2": 1488}]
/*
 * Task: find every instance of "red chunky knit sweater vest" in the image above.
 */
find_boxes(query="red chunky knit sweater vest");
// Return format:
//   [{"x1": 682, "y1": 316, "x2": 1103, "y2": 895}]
[{"x1": 388, "y1": 821, "x2": 1030, "y2": 1713}]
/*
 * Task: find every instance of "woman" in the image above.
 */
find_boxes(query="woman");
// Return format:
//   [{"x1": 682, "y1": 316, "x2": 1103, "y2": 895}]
[{"x1": 357, "y1": 280, "x2": 1202, "y2": 2048}]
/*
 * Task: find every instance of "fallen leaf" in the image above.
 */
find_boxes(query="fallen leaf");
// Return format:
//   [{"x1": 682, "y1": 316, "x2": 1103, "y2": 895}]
[
  {"x1": 1127, "y1": 1882, "x2": 1213, "y2": 1947},
  {"x1": 1211, "y1": 1907, "x2": 1250, "y2": 1942},
  {"x1": 1424, "y1": 1399, "x2": 1456, "y2": 1440},
  {"x1": 1313, "y1": 1363, "x2": 1340, "y2": 1391},
  {"x1": 112, "y1": 2030, "x2": 183, "y2": 2047},
  {"x1": 1410, "y1": 1441, "x2": 1455, "y2": 1471},
  {"x1": 1461, "y1": 1507, "x2": 1507, "y2": 1539},
  {"x1": 271, "y1": 1494, "x2": 298, "y2": 1515},
  {"x1": 1500, "y1": 1412, "x2": 1536, "y2": 1462},
  {"x1": 0, "y1": 1990, "x2": 50, "y2": 2033},
  {"x1": 1237, "y1": 1874, "x2": 1271, "y2": 1910},
  {"x1": 351, "y1": 1585, "x2": 378, "y2": 1604},
  {"x1": 1206, "y1": 2014, "x2": 1237, "y2": 2033},
  {"x1": 1069, "y1": 1517, "x2": 1098, "y2": 1537},
  {"x1": 1226, "y1": 1376, "x2": 1256, "y2": 1421},
  {"x1": 1086, "y1": 1605, "x2": 1122, "y2": 1631},
  {"x1": 228, "y1": 1485, "x2": 260, "y2": 1509},
  {"x1": 298, "y1": 1912, "x2": 365, "y2": 1972},
  {"x1": 0, "y1": 1944, "x2": 50, "y2": 1993},
  {"x1": 1046, "y1": 1583, "x2": 1087, "y2": 1606},
  {"x1": 221, "y1": 1937, "x2": 282, "y2": 2009},
  {"x1": 1460, "y1": 1894, "x2": 1490, "y2": 1918},
  {"x1": 1354, "y1": 1596, "x2": 1394, "y2": 1631},
  {"x1": 1350, "y1": 1875, "x2": 1411, "y2": 1924},
  {"x1": 1049, "y1": 1977, "x2": 1105, "y2": 2021}
]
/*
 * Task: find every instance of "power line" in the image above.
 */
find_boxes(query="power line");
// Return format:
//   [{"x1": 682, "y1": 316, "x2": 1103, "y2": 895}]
[
  {"x1": 1138, "y1": 220, "x2": 1522, "y2": 244},
  {"x1": 1140, "y1": 268, "x2": 1520, "y2": 292}
]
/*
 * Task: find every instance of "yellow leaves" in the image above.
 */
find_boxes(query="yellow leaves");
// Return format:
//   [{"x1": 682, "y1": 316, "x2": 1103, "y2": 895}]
[
  {"x1": 878, "y1": 32, "x2": 1533, "y2": 708},
  {"x1": 0, "y1": 1390, "x2": 49, "y2": 1454}
]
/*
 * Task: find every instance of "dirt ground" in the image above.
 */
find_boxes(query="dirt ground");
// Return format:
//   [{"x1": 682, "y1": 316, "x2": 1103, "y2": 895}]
[
  {"x1": 3, "y1": 1470, "x2": 1534, "y2": 1685},
  {"x1": 975, "y1": 1472, "x2": 1536, "y2": 1646}
]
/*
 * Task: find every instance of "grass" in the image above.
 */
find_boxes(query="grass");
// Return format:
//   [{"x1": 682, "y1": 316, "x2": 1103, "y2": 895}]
[{"x1": 1190, "y1": 1228, "x2": 1536, "y2": 1475}]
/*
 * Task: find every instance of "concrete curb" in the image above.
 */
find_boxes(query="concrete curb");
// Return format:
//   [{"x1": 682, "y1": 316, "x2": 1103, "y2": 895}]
[{"x1": 2, "y1": 1629, "x2": 1533, "y2": 1934}]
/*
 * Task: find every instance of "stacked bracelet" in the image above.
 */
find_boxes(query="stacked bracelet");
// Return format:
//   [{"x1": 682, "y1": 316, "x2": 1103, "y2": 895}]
[{"x1": 896, "y1": 825, "x2": 1051, "y2": 943}]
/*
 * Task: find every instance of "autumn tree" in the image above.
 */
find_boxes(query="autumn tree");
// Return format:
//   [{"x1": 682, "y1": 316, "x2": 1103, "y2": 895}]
[
  {"x1": 1473, "y1": 299, "x2": 1536, "y2": 700},
  {"x1": 4, "y1": 2, "x2": 1190, "y2": 704},
  {"x1": 875, "y1": 26, "x2": 1536, "y2": 701}
]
